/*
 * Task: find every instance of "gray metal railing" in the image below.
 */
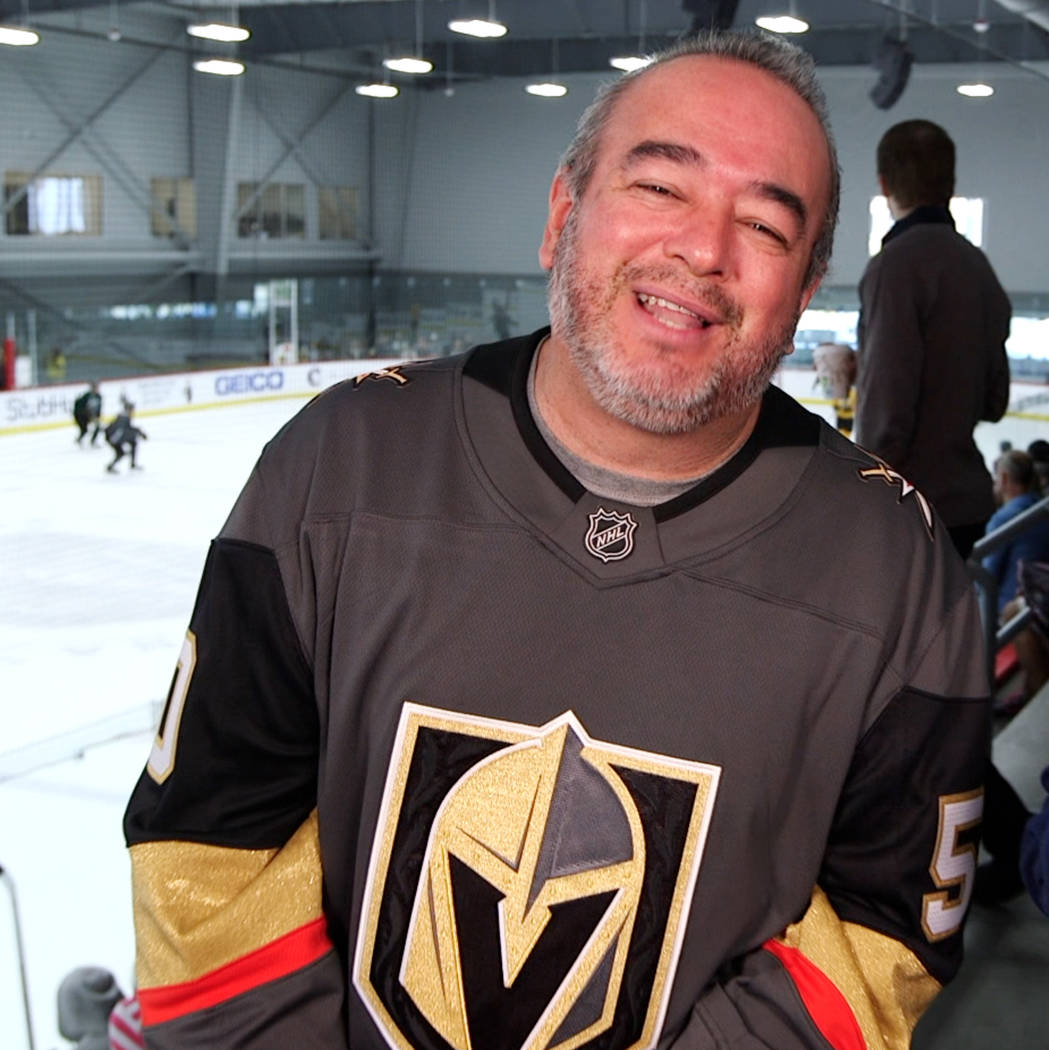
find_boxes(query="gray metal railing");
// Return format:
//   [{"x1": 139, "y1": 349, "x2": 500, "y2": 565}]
[
  {"x1": 1, "y1": 864, "x2": 35, "y2": 1050},
  {"x1": 968, "y1": 494, "x2": 1049, "y2": 685}
]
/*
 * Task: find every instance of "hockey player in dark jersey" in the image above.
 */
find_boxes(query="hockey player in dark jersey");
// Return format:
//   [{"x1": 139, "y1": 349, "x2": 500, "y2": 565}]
[
  {"x1": 73, "y1": 381, "x2": 103, "y2": 445},
  {"x1": 104, "y1": 403, "x2": 147, "y2": 473},
  {"x1": 124, "y1": 29, "x2": 990, "y2": 1050}
]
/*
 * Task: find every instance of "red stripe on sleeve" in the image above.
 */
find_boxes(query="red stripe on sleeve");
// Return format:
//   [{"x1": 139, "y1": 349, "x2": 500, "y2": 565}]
[
  {"x1": 139, "y1": 916, "x2": 333, "y2": 1026},
  {"x1": 762, "y1": 939, "x2": 867, "y2": 1050}
]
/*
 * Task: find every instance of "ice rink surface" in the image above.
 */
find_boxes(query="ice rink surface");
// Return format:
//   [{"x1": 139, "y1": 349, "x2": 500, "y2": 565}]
[
  {"x1": 0, "y1": 375, "x2": 1039, "y2": 1049},
  {"x1": 1, "y1": 395, "x2": 310, "y2": 1050}
]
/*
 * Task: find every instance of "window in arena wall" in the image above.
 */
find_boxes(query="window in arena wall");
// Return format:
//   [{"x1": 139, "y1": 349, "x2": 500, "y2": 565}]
[
  {"x1": 3, "y1": 172, "x2": 102, "y2": 235},
  {"x1": 151, "y1": 177, "x2": 197, "y2": 240},
  {"x1": 318, "y1": 186, "x2": 359, "y2": 240},
  {"x1": 868, "y1": 195, "x2": 984, "y2": 255},
  {"x1": 236, "y1": 181, "x2": 306, "y2": 239}
]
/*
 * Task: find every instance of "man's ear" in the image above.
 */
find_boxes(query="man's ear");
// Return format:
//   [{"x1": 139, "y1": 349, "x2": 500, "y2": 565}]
[
  {"x1": 791, "y1": 275, "x2": 823, "y2": 342},
  {"x1": 538, "y1": 170, "x2": 574, "y2": 271},
  {"x1": 800, "y1": 276, "x2": 821, "y2": 316}
]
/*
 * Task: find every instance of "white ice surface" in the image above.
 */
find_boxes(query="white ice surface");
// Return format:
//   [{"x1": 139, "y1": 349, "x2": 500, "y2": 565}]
[{"x1": 0, "y1": 396, "x2": 309, "y2": 1050}]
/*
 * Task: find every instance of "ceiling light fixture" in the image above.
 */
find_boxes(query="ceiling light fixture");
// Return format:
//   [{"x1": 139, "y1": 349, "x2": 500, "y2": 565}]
[
  {"x1": 755, "y1": 14, "x2": 809, "y2": 33},
  {"x1": 193, "y1": 57, "x2": 245, "y2": 75},
  {"x1": 961, "y1": 7, "x2": 994, "y2": 99},
  {"x1": 526, "y1": 38, "x2": 567, "y2": 98},
  {"x1": 106, "y1": 0, "x2": 121, "y2": 41},
  {"x1": 384, "y1": 56, "x2": 432, "y2": 74},
  {"x1": 525, "y1": 82, "x2": 568, "y2": 97},
  {"x1": 443, "y1": 40, "x2": 455, "y2": 96},
  {"x1": 957, "y1": 82, "x2": 994, "y2": 97},
  {"x1": 356, "y1": 82, "x2": 399, "y2": 98},
  {"x1": 449, "y1": 0, "x2": 506, "y2": 39},
  {"x1": 0, "y1": 0, "x2": 38, "y2": 46},
  {"x1": 609, "y1": 55, "x2": 652, "y2": 72},
  {"x1": 448, "y1": 18, "x2": 506, "y2": 37},
  {"x1": 0, "y1": 24, "x2": 38, "y2": 45},
  {"x1": 756, "y1": 2, "x2": 808, "y2": 35},
  {"x1": 610, "y1": 0, "x2": 651, "y2": 73},
  {"x1": 187, "y1": 21, "x2": 250, "y2": 42},
  {"x1": 973, "y1": 0, "x2": 990, "y2": 33},
  {"x1": 384, "y1": 0, "x2": 433, "y2": 75}
]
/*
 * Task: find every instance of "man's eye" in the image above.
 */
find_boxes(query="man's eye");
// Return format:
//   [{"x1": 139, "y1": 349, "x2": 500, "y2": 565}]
[
  {"x1": 639, "y1": 182, "x2": 675, "y2": 197},
  {"x1": 749, "y1": 221, "x2": 788, "y2": 245}
]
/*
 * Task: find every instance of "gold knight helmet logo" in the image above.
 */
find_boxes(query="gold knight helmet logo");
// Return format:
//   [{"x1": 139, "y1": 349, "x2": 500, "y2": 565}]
[{"x1": 353, "y1": 705, "x2": 719, "y2": 1050}]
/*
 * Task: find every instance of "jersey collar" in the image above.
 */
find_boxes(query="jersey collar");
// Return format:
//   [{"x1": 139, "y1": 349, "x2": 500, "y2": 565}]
[{"x1": 462, "y1": 327, "x2": 820, "y2": 525}]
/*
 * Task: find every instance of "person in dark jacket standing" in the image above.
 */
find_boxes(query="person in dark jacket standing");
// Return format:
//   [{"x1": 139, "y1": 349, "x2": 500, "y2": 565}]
[
  {"x1": 73, "y1": 381, "x2": 103, "y2": 445},
  {"x1": 855, "y1": 119, "x2": 1011, "y2": 558},
  {"x1": 105, "y1": 402, "x2": 147, "y2": 473}
]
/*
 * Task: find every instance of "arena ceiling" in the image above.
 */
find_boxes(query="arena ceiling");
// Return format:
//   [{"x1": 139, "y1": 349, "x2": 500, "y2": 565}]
[{"x1": 6, "y1": 0, "x2": 1049, "y2": 86}]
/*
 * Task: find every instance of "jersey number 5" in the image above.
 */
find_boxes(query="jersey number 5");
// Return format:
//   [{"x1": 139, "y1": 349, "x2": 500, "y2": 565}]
[
  {"x1": 922, "y1": 789, "x2": 984, "y2": 941},
  {"x1": 147, "y1": 630, "x2": 197, "y2": 784}
]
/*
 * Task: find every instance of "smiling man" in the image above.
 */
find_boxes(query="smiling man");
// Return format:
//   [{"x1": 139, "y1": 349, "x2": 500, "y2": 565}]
[
  {"x1": 124, "y1": 31, "x2": 989, "y2": 1050},
  {"x1": 539, "y1": 57, "x2": 828, "y2": 464}
]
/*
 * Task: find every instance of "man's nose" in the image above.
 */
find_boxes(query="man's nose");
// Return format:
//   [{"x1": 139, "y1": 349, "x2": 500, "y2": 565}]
[{"x1": 661, "y1": 204, "x2": 732, "y2": 279}]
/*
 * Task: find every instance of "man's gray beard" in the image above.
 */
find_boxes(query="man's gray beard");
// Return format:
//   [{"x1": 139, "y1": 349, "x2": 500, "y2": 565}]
[{"x1": 547, "y1": 215, "x2": 798, "y2": 435}]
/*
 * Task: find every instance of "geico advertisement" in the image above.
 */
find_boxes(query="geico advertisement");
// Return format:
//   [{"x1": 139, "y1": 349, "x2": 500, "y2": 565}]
[
  {"x1": 210, "y1": 360, "x2": 404, "y2": 399},
  {"x1": 213, "y1": 369, "x2": 287, "y2": 397},
  {"x1": 1, "y1": 359, "x2": 407, "y2": 433}
]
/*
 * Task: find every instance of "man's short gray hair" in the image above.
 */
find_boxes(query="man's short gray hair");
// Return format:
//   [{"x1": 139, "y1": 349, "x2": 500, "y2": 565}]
[
  {"x1": 998, "y1": 449, "x2": 1036, "y2": 490},
  {"x1": 559, "y1": 29, "x2": 840, "y2": 289}
]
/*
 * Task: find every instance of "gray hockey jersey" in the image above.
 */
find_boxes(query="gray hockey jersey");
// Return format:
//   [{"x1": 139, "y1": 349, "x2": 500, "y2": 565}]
[{"x1": 125, "y1": 329, "x2": 989, "y2": 1050}]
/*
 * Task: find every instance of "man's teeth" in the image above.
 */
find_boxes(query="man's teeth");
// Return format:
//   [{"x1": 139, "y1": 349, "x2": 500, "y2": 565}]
[{"x1": 637, "y1": 293, "x2": 710, "y2": 327}]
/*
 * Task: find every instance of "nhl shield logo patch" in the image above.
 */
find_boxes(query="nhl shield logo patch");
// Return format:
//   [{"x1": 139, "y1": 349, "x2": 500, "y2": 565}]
[{"x1": 585, "y1": 507, "x2": 638, "y2": 563}]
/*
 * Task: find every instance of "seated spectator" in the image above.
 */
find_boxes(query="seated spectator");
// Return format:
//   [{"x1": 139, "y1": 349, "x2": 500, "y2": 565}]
[
  {"x1": 1021, "y1": 766, "x2": 1049, "y2": 916},
  {"x1": 1007, "y1": 560, "x2": 1049, "y2": 715},
  {"x1": 983, "y1": 450, "x2": 1049, "y2": 618},
  {"x1": 812, "y1": 341, "x2": 857, "y2": 436},
  {"x1": 45, "y1": 346, "x2": 67, "y2": 382},
  {"x1": 977, "y1": 559, "x2": 1049, "y2": 906},
  {"x1": 981, "y1": 452, "x2": 1049, "y2": 719},
  {"x1": 982, "y1": 451, "x2": 1049, "y2": 722},
  {"x1": 973, "y1": 459, "x2": 1049, "y2": 905},
  {"x1": 1028, "y1": 438, "x2": 1049, "y2": 493}
]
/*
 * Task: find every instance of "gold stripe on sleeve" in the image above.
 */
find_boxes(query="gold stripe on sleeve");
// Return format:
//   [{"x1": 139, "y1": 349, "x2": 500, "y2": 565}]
[
  {"x1": 776, "y1": 886, "x2": 941, "y2": 1050},
  {"x1": 130, "y1": 810, "x2": 325, "y2": 989}
]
